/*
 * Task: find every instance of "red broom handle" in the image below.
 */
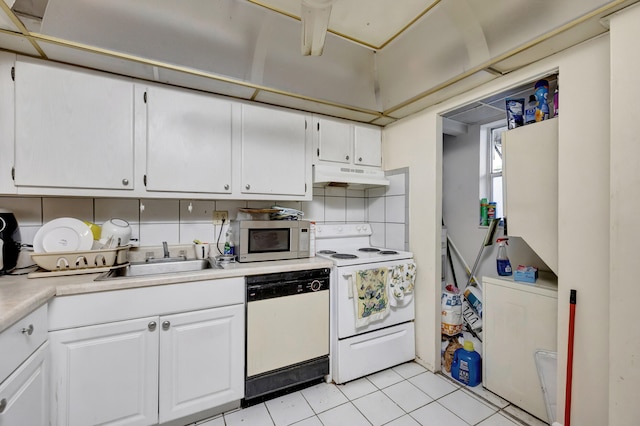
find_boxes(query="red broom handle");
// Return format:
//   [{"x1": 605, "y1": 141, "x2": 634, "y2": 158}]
[{"x1": 565, "y1": 290, "x2": 577, "y2": 426}]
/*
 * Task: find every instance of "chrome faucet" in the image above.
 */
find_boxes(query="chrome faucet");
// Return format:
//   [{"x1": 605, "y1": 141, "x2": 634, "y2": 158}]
[{"x1": 162, "y1": 241, "x2": 170, "y2": 258}]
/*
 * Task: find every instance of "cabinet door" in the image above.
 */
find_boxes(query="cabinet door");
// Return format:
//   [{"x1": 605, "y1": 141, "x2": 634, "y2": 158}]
[
  {"x1": 0, "y1": 342, "x2": 48, "y2": 426},
  {"x1": 503, "y1": 118, "x2": 558, "y2": 273},
  {"x1": 354, "y1": 125, "x2": 382, "y2": 167},
  {"x1": 483, "y1": 279, "x2": 557, "y2": 422},
  {"x1": 158, "y1": 304, "x2": 244, "y2": 423},
  {"x1": 14, "y1": 59, "x2": 134, "y2": 191},
  {"x1": 315, "y1": 117, "x2": 352, "y2": 164},
  {"x1": 49, "y1": 317, "x2": 159, "y2": 426},
  {"x1": 241, "y1": 104, "x2": 308, "y2": 196},
  {"x1": 145, "y1": 86, "x2": 232, "y2": 194}
]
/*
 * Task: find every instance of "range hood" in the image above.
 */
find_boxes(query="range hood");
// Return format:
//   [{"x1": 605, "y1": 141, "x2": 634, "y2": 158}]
[{"x1": 313, "y1": 164, "x2": 390, "y2": 189}]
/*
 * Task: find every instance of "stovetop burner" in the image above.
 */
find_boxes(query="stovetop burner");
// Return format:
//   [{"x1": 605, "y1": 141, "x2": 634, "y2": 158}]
[
  {"x1": 380, "y1": 250, "x2": 399, "y2": 255},
  {"x1": 358, "y1": 247, "x2": 380, "y2": 252},
  {"x1": 317, "y1": 250, "x2": 337, "y2": 255},
  {"x1": 332, "y1": 253, "x2": 359, "y2": 259}
]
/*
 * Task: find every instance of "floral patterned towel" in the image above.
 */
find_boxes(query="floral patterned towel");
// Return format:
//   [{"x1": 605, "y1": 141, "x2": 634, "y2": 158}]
[
  {"x1": 352, "y1": 267, "x2": 390, "y2": 328},
  {"x1": 389, "y1": 262, "x2": 417, "y2": 300}
]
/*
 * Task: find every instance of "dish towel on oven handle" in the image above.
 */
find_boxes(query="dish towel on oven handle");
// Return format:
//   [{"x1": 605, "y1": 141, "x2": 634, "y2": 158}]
[
  {"x1": 389, "y1": 261, "x2": 417, "y2": 300},
  {"x1": 349, "y1": 267, "x2": 390, "y2": 328}
]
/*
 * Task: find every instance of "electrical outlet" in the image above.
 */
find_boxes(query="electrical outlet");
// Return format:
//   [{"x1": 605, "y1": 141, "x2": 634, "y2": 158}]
[{"x1": 213, "y1": 211, "x2": 228, "y2": 225}]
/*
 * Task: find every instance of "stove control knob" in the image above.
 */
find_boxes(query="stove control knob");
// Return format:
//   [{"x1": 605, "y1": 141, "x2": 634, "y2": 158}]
[{"x1": 310, "y1": 280, "x2": 323, "y2": 291}]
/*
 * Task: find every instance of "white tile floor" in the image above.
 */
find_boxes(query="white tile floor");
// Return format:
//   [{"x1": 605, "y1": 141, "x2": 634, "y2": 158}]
[{"x1": 196, "y1": 362, "x2": 550, "y2": 426}]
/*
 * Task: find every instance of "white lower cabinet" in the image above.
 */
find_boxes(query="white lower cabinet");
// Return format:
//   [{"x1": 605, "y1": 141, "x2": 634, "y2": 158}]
[
  {"x1": 49, "y1": 317, "x2": 159, "y2": 426},
  {"x1": 0, "y1": 342, "x2": 49, "y2": 426},
  {"x1": 482, "y1": 275, "x2": 558, "y2": 423},
  {"x1": 49, "y1": 305, "x2": 244, "y2": 426},
  {"x1": 158, "y1": 305, "x2": 244, "y2": 424}
]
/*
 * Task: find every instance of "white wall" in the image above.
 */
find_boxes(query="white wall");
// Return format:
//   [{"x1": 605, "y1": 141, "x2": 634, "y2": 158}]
[
  {"x1": 555, "y1": 34, "x2": 611, "y2": 426},
  {"x1": 383, "y1": 113, "x2": 442, "y2": 370},
  {"x1": 383, "y1": 33, "x2": 612, "y2": 424},
  {"x1": 609, "y1": 4, "x2": 640, "y2": 425}
]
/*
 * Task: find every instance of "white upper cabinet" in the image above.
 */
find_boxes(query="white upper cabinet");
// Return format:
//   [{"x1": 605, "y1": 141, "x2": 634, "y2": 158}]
[
  {"x1": 313, "y1": 116, "x2": 382, "y2": 168},
  {"x1": 144, "y1": 85, "x2": 233, "y2": 194},
  {"x1": 354, "y1": 124, "x2": 382, "y2": 167},
  {"x1": 316, "y1": 117, "x2": 353, "y2": 164},
  {"x1": 240, "y1": 104, "x2": 310, "y2": 197},
  {"x1": 503, "y1": 118, "x2": 558, "y2": 273},
  {"x1": 14, "y1": 58, "x2": 135, "y2": 192}
]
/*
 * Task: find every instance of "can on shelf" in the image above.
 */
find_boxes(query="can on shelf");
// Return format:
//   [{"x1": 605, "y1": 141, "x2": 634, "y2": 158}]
[{"x1": 487, "y1": 202, "x2": 497, "y2": 220}]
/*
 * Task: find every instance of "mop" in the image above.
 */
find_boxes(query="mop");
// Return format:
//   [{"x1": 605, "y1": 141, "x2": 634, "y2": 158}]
[
  {"x1": 465, "y1": 217, "x2": 501, "y2": 289},
  {"x1": 445, "y1": 218, "x2": 501, "y2": 339}
]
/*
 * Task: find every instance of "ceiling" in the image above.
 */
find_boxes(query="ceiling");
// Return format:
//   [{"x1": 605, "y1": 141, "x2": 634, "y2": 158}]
[
  {"x1": 0, "y1": 0, "x2": 636, "y2": 126},
  {"x1": 249, "y1": 0, "x2": 439, "y2": 50}
]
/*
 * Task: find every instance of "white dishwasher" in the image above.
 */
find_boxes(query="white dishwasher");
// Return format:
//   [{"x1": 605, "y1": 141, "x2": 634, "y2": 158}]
[{"x1": 244, "y1": 268, "x2": 330, "y2": 406}]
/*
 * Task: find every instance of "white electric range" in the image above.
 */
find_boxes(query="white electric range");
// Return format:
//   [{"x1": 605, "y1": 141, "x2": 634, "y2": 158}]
[{"x1": 315, "y1": 223, "x2": 416, "y2": 384}]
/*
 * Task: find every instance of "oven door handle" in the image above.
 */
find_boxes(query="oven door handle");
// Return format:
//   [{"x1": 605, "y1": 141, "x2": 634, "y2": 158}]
[{"x1": 343, "y1": 274, "x2": 354, "y2": 298}]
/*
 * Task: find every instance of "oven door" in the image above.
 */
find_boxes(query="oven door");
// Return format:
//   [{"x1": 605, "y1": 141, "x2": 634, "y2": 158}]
[{"x1": 336, "y1": 259, "x2": 415, "y2": 339}]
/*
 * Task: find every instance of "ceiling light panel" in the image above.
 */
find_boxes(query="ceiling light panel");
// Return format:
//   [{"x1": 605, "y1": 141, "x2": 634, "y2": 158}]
[{"x1": 251, "y1": 0, "x2": 438, "y2": 49}]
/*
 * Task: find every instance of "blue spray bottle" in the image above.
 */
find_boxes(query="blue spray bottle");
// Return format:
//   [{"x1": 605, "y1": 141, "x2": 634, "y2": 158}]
[{"x1": 496, "y1": 238, "x2": 512, "y2": 276}]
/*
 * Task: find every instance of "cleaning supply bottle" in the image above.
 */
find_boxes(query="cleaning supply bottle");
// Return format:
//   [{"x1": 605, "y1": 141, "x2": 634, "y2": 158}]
[
  {"x1": 451, "y1": 340, "x2": 482, "y2": 386},
  {"x1": 224, "y1": 229, "x2": 233, "y2": 255},
  {"x1": 496, "y1": 237, "x2": 512, "y2": 276},
  {"x1": 480, "y1": 198, "x2": 488, "y2": 226},
  {"x1": 534, "y1": 79, "x2": 550, "y2": 122}
]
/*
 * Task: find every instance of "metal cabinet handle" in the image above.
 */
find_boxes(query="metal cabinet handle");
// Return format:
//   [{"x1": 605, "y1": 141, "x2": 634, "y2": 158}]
[
  {"x1": 345, "y1": 155, "x2": 350, "y2": 161},
  {"x1": 224, "y1": 184, "x2": 229, "y2": 190},
  {"x1": 358, "y1": 157, "x2": 363, "y2": 162},
  {"x1": 122, "y1": 178, "x2": 129, "y2": 186},
  {"x1": 0, "y1": 398, "x2": 6, "y2": 414},
  {"x1": 148, "y1": 321, "x2": 157, "y2": 331},
  {"x1": 245, "y1": 184, "x2": 250, "y2": 190},
  {"x1": 162, "y1": 321, "x2": 171, "y2": 330},
  {"x1": 21, "y1": 324, "x2": 34, "y2": 335}
]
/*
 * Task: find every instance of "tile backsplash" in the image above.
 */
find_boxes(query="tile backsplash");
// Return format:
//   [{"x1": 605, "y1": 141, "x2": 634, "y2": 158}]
[{"x1": 2, "y1": 168, "x2": 409, "y2": 264}]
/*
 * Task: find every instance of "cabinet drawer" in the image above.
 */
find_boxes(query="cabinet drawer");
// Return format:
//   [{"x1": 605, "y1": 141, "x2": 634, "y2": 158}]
[
  {"x1": 49, "y1": 278, "x2": 244, "y2": 330},
  {"x1": 0, "y1": 304, "x2": 47, "y2": 384}
]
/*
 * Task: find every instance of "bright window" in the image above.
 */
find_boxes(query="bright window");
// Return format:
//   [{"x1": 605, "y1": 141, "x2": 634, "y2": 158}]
[
  {"x1": 490, "y1": 125, "x2": 506, "y2": 221},
  {"x1": 480, "y1": 120, "x2": 507, "y2": 224}
]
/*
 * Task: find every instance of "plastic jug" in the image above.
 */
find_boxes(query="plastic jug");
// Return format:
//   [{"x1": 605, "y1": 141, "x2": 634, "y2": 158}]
[{"x1": 451, "y1": 340, "x2": 482, "y2": 387}]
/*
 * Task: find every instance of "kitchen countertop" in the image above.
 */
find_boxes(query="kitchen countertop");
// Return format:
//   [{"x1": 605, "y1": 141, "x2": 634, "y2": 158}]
[{"x1": 0, "y1": 257, "x2": 333, "y2": 334}]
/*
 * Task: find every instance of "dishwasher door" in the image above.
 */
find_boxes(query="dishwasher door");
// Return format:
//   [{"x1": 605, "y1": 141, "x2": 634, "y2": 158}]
[
  {"x1": 246, "y1": 290, "x2": 329, "y2": 376},
  {"x1": 245, "y1": 268, "x2": 330, "y2": 404}
]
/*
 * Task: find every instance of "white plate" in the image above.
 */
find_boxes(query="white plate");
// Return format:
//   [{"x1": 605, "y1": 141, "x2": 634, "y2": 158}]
[{"x1": 33, "y1": 218, "x2": 94, "y2": 253}]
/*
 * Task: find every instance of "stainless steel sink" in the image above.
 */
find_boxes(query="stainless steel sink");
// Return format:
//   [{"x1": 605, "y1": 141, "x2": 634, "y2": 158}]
[{"x1": 95, "y1": 258, "x2": 221, "y2": 281}]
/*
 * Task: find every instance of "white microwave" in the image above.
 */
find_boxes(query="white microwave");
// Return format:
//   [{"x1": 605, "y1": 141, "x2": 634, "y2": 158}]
[{"x1": 230, "y1": 220, "x2": 311, "y2": 263}]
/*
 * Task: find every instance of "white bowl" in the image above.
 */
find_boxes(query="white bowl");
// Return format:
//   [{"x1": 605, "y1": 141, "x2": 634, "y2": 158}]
[{"x1": 100, "y1": 218, "x2": 132, "y2": 246}]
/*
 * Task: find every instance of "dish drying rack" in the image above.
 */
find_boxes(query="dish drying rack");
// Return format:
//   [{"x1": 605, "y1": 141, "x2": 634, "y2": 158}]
[{"x1": 29, "y1": 246, "x2": 130, "y2": 277}]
